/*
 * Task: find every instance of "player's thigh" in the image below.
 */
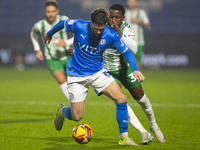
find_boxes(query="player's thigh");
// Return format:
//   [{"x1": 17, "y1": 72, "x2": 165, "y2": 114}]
[
  {"x1": 67, "y1": 76, "x2": 89, "y2": 103},
  {"x1": 108, "y1": 71, "x2": 122, "y2": 85},
  {"x1": 90, "y1": 69, "x2": 115, "y2": 95},
  {"x1": 90, "y1": 69, "x2": 126, "y2": 103},
  {"x1": 102, "y1": 81, "x2": 126, "y2": 103},
  {"x1": 121, "y1": 66, "x2": 143, "y2": 99},
  {"x1": 121, "y1": 66, "x2": 141, "y2": 89},
  {"x1": 128, "y1": 86, "x2": 144, "y2": 100},
  {"x1": 71, "y1": 101, "x2": 85, "y2": 121},
  {"x1": 54, "y1": 70, "x2": 67, "y2": 84},
  {"x1": 47, "y1": 59, "x2": 66, "y2": 75},
  {"x1": 47, "y1": 59, "x2": 68, "y2": 83}
]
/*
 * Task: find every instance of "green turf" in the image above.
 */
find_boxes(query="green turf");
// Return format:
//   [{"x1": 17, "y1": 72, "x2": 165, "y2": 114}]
[{"x1": 0, "y1": 68, "x2": 200, "y2": 150}]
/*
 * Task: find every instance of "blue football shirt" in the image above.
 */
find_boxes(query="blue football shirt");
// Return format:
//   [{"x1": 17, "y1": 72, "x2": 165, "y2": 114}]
[{"x1": 64, "y1": 19, "x2": 128, "y2": 77}]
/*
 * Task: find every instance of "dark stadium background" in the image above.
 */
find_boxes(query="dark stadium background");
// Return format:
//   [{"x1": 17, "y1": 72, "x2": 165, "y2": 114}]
[{"x1": 0, "y1": 0, "x2": 199, "y2": 69}]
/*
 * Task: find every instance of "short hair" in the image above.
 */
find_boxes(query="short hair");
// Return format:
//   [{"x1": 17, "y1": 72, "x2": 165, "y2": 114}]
[
  {"x1": 109, "y1": 4, "x2": 125, "y2": 15},
  {"x1": 45, "y1": 0, "x2": 58, "y2": 8},
  {"x1": 91, "y1": 8, "x2": 108, "y2": 26}
]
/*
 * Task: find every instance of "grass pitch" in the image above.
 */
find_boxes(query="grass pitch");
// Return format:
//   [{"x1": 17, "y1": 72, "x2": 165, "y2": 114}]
[{"x1": 0, "y1": 67, "x2": 200, "y2": 150}]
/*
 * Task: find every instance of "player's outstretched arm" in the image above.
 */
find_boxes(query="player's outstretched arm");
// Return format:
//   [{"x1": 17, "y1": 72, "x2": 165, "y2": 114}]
[
  {"x1": 122, "y1": 49, "x2": 145, "y2": 82},
  {"x1": 44, "y1": 20, "x2": 65, "y2": 44}
]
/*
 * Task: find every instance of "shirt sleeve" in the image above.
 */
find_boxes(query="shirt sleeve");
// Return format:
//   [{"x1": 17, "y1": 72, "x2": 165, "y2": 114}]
[
  {"x1": 111, "y1": 34, "x2": 138, "y2": 71},
  {"x1": 47, "y1": 20, "x2": 65, "y2": 37},
  {"x1": 61, "y1": 16, "x2": 74, "y2": 46},
  {"x1": 30, "y1": 23, "x2": 41, "y2": 51},
  {"x1": 111, "y1": 34, "x2": 127, "y2": 53},
  {"x1": 121, "y1": 26, "x2": 137, "y2": 54},
  {"x1": 64, "y1": 19, "x2": 77, "y2": 33}
]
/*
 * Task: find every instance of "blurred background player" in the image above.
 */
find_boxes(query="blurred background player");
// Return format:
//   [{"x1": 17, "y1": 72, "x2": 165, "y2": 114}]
[
  {"x1": 125, "y1": 0, "x2": 151, "y2": 70},
  {"x1": 44, "y1": 8, "x2": 145, "y2": 146},
  {"x1": 104, "y1": 4, "x2": 165, "y2": 143},
  {"x1": 30, "y1": 0, "x2": 73, "y2": 100}
]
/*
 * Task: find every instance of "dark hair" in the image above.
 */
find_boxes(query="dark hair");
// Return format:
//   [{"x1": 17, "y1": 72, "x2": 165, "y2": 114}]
[
  {"x1": 45, "y1": 0, "x2": 58, "y2": 8},
  {"x1": 109, "y1": 4, "x2": 125, "y2": 15},
  {"x1": 91, "y1": 8, "x2": 108, "y2": 25}
]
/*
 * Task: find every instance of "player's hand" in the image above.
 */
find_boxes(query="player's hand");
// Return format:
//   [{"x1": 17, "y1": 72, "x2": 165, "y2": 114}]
[
  {"x1": 36, "y1": 50, "x2": 44, "y2": 61},
  {"x1": 110, "y1": 24, "x2": 122, "y2": 38},
  {"x1": 57, "y1": 39, "x2": 67, "y2": 47},
  {"x1": 68, "y1": 46, "x2": 74, "y2": 56},
  {"x1": 44, "y1": 33, "x2": 52, "y2": 44},
  {"x1": 133, "y1": 71, "x2": 145, "y2": 82}
]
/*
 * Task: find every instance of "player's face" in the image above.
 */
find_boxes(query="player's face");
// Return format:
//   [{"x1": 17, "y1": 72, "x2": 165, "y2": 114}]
[
  {"x1": 91, "y1": 23, "x2": 105, "y2": 37},
  {"x1": 109, "y1": 9, "x2": 124, "y2": 28},
  {"x1": 45, "y1": 5, "x2": 58, "y2": 23},
  {"x1": 127, "y1": 0, "x2": 137, "y2": 9}
]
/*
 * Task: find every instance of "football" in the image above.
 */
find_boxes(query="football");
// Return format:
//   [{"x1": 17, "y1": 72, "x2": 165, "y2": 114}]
[{"x1": 72, "y1": 123, "x2": 93, "y2": 144}]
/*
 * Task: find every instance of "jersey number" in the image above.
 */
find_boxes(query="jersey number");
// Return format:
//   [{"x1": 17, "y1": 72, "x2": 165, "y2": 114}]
[{"x1": 128, "y1": 72, "x2": 136, "y2": 82}]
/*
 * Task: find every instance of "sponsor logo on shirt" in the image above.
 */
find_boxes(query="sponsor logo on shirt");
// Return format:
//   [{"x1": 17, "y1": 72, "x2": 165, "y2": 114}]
[
  {"x1": 78, "y1": 42, "x2": 101, "y2": 54},
  {"x1": 128, "y1": 34, "x2": 135, "y2": 37},
  {"x1": 80, "y1": 34, "x2": 86, "y2": 40}
]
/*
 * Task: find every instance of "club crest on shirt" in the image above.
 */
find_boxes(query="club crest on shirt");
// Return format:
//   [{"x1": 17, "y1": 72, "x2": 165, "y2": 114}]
[{"x1": 99, "y1": 39, "x2": 106, "y2": 45}]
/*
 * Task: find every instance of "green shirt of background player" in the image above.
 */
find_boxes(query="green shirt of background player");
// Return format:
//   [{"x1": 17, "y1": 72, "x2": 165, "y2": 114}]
[
  {"x1": 104, "y1": 4, "x2": 165, "y2": 143},
  {"x1": 125, "y1": 0, "x2": 151, "y2": 70},
  {"x1": 30, "y1": 0, "x2": 73, "y2": 100}
]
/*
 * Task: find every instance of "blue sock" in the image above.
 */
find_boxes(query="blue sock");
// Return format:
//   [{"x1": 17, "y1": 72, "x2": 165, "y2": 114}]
[
  {"x1": 116, "y1": 102, "x2": 128, "y2": 133},
  {"x1": 62, "y1": 106, "x2": 72, "y2": 120}
]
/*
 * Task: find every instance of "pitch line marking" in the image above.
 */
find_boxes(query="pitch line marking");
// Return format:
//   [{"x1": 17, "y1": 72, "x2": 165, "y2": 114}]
[{"x1": 0, "y1": 101, "x2": 200, "y2": 108}]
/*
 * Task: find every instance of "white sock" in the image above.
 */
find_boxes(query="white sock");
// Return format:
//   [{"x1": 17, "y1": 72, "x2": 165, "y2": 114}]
[
  {"x1": 137, "y1": 94, "x2": 156, "y2": 124},
  {"x1": 60, "y1": 82, "x2": 69, "y2": 100},
  {"x1": 127, "y1": 105, "x2": 147, "y2": 135},
  {"x1": 120, "y1": 132, "x2": 128, "y2": 140}
]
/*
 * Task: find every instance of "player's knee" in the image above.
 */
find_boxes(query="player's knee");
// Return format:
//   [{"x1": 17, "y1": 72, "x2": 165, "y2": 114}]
[
  {"x1": 129, "y1": 86, "x2": 144, "y2": 100},
  {"x1": 57, "y1": 77, "x2": 66, "y2": 84},
  {"x1": 121, "y1": 94, "x2": 127, "y2": 103},
  {"x1": 115, "y1": 94, "x2": 127, "y2": 103},
  {"x1": 73, "y1": 114, "x2": 84, "y2": 122},
  {"x1": 54, "y1": 72, "x2": 66, "y2": 84},
  {"x1": 134, "y1": 93, "x2": 144, "y2": 100}
]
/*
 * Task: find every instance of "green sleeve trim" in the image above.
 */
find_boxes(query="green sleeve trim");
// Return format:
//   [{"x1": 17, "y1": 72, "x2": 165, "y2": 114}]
[
  {"x1": 121, "y1": 26, "x2": 126, "y2": 35},
  {"x1": 41, "y1": 21, "x2": 53, "y2": 59},
  {"x1": 41, "y1": 21, "x2": 45, "y2": 36}
]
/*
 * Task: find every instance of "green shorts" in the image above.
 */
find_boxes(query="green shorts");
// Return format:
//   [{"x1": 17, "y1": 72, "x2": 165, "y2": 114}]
[
  {"x1": 108, "y1": 66, "x2": 141, "y2": 89},
  {"x1": 135, "y1": 45, "x2": 144, "y2": 62},
  {"x1": 46, "y1": 58, "x2": 70, "y2": 75}
]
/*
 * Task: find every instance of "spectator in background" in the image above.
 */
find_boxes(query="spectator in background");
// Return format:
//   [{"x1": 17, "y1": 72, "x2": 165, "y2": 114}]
[{"x1": 125, "y1": 0, "x2": 151, "y2": 70}]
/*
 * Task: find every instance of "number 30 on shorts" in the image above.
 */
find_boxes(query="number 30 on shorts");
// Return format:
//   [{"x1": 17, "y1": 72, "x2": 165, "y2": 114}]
[{"x1": 128, "y1": 72, "x2": 136, "y2": 82}]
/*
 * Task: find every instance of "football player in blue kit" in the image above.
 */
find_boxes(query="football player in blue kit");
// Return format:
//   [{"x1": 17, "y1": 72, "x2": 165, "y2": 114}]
[{"x1": 44, "y1": 8, "x2": 145, "y2": 145}]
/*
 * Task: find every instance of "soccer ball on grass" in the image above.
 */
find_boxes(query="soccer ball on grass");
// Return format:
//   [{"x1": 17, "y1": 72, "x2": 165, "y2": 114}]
[{"x1": 72, "y1": 123, "x2": 93, "y2": 144}]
